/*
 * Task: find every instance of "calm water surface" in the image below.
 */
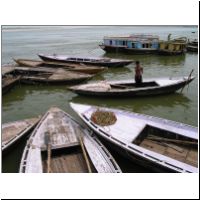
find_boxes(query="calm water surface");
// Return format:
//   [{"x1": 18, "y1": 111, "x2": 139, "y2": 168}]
[{"x1": 1, "y1": 26, "x2": 198, "y2": 172}]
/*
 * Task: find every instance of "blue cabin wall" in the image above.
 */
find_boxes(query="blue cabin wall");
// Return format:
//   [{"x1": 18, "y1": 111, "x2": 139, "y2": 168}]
[
  {"x1": 104, "y1": 39, "x2": 159, "y2": 49},
  {"x1": 136, "y1": 42, "x2": 142, "y2": 49},
  {"x1": 152, "y1": 42, "x2": 159, "y2": 48},
  {"x1": 127, "y1": 41, "x2": 132, "y2": 48}
]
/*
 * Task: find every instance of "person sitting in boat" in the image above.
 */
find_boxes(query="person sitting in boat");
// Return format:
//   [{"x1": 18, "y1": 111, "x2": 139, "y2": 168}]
[{"x1": 135, "y1": 61, "x2": 143, "y2": 86}]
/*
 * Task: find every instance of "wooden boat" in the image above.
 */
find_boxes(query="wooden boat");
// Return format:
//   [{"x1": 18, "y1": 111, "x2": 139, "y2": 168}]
[
  {"x1": 14, "y1": 58, "x2": 107, "y2": 74},
  {"x1": 158, "y1": 36, "x2": 187, "y2": 55},
  {"x1": 2, "y1": 117, "x2": 40, "y2": 153},
  {"x1": 14, "y1": 67, "x2": 93, "y2": 85},
  {"x1": 70, "y1": 103, "x2": 198, "y2": 173},
  {"x1": 2, "y1": 75, "x2": 21, "y2": 95},
  {"x1": 2, "y1": 65, "x2": 15, "y2": 76},
  {"x1": 99, "y1": 34, "x2": 160, "y2": 54},
  {"x1": 186, "y1": 39, "x2": 198, "y2": 52},
  {"x1": 14, "y1": 59, "x2": 44, "y2": 67},
  {"x1": 19, "y1": 107, "x2": 121, "y2": 173},
  {"x1": 186, "y1": 45, "x2": 198, "y2": 52},
  {"x1": 38, "y1": 54, "x2": 133, "y2": 67},
  {"x1": 68, "y1": 76, "x2": 195, "y2": 97}
]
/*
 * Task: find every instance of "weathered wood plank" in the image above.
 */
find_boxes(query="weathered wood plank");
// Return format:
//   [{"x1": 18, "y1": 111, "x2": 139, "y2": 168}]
[{"x1": 20, "y1": 107, "x2": 121, "y2": 173}]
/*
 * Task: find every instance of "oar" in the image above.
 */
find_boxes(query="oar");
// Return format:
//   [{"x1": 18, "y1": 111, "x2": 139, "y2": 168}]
[
  {"x1": 110, "y1": 84, "x2": 130, "y2": 89},
  {"x1": 180, "y1": 69, "x2": 194, "y2": 93},
  {"x1": 45, "y1": 131, "x2": 52, "y2": 173},
  {"x1": 78, "y1": 135, "x2": 92, "y2": 173},
  {"x1": 147, "y1": 135, "x2": 197, "y2": 146}
]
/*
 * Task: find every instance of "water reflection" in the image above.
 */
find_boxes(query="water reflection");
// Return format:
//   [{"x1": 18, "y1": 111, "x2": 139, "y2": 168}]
[
  {"x1": 71, "y1": 93, "x2": 191, "y2": 115},
  {"x1": 104, "y1": 52, "x2": 186, "y2": 67},
  {"x1": 2, "y1": 84, "x2": 68, "y2": 107}
]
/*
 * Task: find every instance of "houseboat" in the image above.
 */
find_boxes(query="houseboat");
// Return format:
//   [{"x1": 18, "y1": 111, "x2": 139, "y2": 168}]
[{"x1": 99, "y1": 34, "x2": 160, "y2": 54}]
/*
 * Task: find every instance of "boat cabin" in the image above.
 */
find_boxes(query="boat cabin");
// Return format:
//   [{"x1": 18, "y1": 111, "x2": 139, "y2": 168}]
[
  {"x1": 159, "y1": 41, "x2": 186, "y2": 52},
  {"x1": 103, "y1": 34, "x2": 160, "y2": 50}
]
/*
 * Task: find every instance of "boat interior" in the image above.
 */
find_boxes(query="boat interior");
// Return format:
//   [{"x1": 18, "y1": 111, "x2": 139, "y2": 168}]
[
  {"x1": 132, "y1": 125, "x2": 198, "y2": 167},
  {"x1": 110, "y1": 81, "x2": 159, "y2": 89},
  {"x1": 13, "y1": 68, "x2": 53, "y2": 77},
  {"x1": 41, "y1": 145, "x2": 97, "y2": 173},
  {"x1": 67, "y1": 57, "x2": 111, "y2": 62}
]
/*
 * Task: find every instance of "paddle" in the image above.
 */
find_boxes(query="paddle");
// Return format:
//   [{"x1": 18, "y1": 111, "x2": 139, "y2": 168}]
[
  {"x1": 78, "y1": 135, "x2": 92, "y2": 173},
  {"x1": 110, "y1": 84, "x2": 131, "y2": 89},
  {"x1": 45, "y1": 131, "x2": 52, "y2": 173},
  {"x1": 180, "y1": 69, "x2": 194, "y2": 93},
  {"x1": 147, "y1": 135, "x2": 197, "y2": 146}
]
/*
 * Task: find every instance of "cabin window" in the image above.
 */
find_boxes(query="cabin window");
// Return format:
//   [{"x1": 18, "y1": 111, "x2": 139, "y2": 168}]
[
  {"x1": 123, "y1": 41, "x2": 127, "y2": 46},
  {"x1": 142, "y1": 43, "x2": 149, "y2": 48},
  {"x1": 77, "y1": 58, "x2": 83, "y2": 61},
  {"x1": 110, "y1": 40, "x2": 112, "y2": 45},
  {"x1": 132, "y1": 43, "x2": 136, "y2": 48}
]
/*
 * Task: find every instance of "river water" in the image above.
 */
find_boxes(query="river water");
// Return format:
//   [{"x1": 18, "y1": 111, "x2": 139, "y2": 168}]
[{"x1": 1, "y1": 26, "x2": 198, "y2": 172}]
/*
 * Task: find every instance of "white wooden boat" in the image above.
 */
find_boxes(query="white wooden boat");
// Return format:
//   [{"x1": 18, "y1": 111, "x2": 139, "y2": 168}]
[
  {"x1": 19, "y1": 107, "x2": 121, "y2": 173},
  {"x1": 14, "y1": 67, "x2": 93, "y2": 85},
  {"x1": 14, "y1": 58, "x2": 107, "y2": 74},
  {"x1": 38, "y1": 54, "x2": 133, "y2": 67},
  {"x1": 68, "y1": 76, "x2": 195, "y2": 97},
  {"x1": 2, "y1": 117, "x2": 40, "y2": 152},
  {"x1": 70, "y1": 103, "x2": 198, "y2": 173}
]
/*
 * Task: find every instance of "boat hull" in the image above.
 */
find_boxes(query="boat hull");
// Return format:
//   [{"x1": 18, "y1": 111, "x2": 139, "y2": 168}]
[
  {"x1": 2, "y1": 117, "x2": 40, "y2": 154},
  {"x1": 158, "y1": 49, "x2": 185, "y2": 55},
  {"x1": 2, "y1": 76, "x2": 21, "y2": 95},
  {"x1": 187, "y1": 46, "x2": 198, "y2": 52},
  {"x1": 20, "y1": 76, "x2": 91, "y2": 85},
  {"x1": 100, "y1": 44, "x2": 158, "y2": 54},
  {"x1": 38, "y1": 54, "x2": 132, "y2": 67},
  {"x1": 69, "y1": 78, "x2": 195, "y2": 97},
  {"x1": 70, "y1": 103, "x2": 198, "y2": 173}
]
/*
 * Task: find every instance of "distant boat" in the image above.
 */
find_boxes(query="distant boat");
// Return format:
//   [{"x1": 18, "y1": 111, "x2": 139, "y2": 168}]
[
  {"x1": 99, "y1": 34, "x2": 160, "y2": 54},
  {"x1": 68, "y1": 76, "x2": 195, "y2": 97},
  {"x1": 14, "y1": 58, "x2": 107, "y2": 74},
  {"x1": 186, "y1": 39, "x2": 198, "y2": 52},
  {"x1": 2, "y1": 117, "x2": 40, "y2": 153},
  {"x1": 70, "y1": 103, "x2": 198, "y2": 173},
  {"x1": 19, "y1": 107, "x2": 121, "y2": 173},
  {"x1": 38, "y1": 54, "x2": 133, "y2": 67},
  {"x1": 158, "y1": 35, "x2": 187, "y2": 55}
]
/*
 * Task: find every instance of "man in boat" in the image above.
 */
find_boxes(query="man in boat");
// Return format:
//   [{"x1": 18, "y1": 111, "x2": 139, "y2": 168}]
[{"x1": 135, "y1": 61, "x2": 143, "y2": 86}]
